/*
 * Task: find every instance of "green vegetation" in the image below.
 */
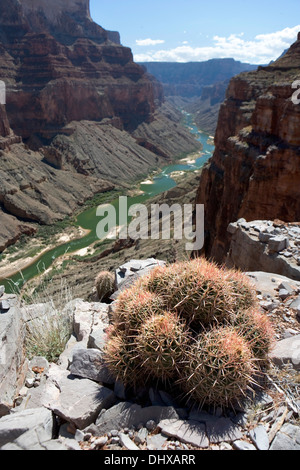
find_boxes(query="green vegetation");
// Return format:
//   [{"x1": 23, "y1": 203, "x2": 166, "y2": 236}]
[{"x1": 23, "y1": 281, "x2": 73, "y2": 363}]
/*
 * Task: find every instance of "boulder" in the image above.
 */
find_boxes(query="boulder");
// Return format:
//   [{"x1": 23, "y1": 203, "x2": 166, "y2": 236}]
[
  {"x1": 47, "y1": 367, "x2": 117, "y2": 430},
  {"x1": 269, "y1": 335, "x2": 300, "y2": 371},
  {"x1": 96, "y1": 403, "x2": 178, "y2": 434},
  {"x1": 70, "y1": 348, "x2": 114, "y2": 385},
  {"x1": 0, "y1": 407, "x2": 54, "y2": 449},
  {"x1": 249, "y1": 425, "x2": 270, "y2": 450},
  {"x1": 113, "y1": 259, "x2": 166, "y2": 297},
  {"x1": 158, "y1": 419, "x2": 209, "y2": 448},
  {"x1": 0, "y1": 295, "x2": 27, "y2": 406},
  {"x1": 270, "y1": 424, "x2": 300, "y2": 450},
  {"x1": 68, "y1": 300, "x2": 109, "y2": 344}
]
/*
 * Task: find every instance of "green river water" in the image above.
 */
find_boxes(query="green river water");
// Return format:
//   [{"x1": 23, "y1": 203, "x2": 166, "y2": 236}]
[{"x1": 2, "y1": 113, "x2": 214, "y2": 293}]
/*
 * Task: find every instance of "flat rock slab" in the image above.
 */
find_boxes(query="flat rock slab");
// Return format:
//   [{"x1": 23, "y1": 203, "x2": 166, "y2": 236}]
[
  {"x1": 70, "y1": 348, "x2": 114, "y2": 385},
  {"x1": 249, "y1": 425, "x2": 270, "y2": 450},
  {"x1": 246, "y1": 272, "x2": 300, "y2": 298},
  {"x1": 269, "y1": 335, "x2": 300, "y2": 371},
  {"x1": 113, "y1": 259, "x2": 166, "y2": 297},
  {"x1": 205, "y1": 417, "x2": 243, "y2": 444},
  {"x1": 119, "y1": 433, "x2": 140, "y2": 451},
  {"x1": 270, "y1": 424, "x2": 300, "y2": 450},
  {"x1": 47, "y1": 368, "x2": 117, "y2": 430},
  {"x1": 233, "y1": 440, "x2": 257, "y2": 451},
  {"x1": 0, "y1": 407, "x2": 53, "y2": 449},
  {"x1": 0, "y1": 297, "x2": 27, "y2": 405},
  {"x1": 96, "y1": 402, "x2": 178, "y2": 434},
  {"x1": 158, "y1": 419, "x2": 209, "y2": 449},
  {"x1": 147, "y1": 433, "x2": 168, "y2": 450}
]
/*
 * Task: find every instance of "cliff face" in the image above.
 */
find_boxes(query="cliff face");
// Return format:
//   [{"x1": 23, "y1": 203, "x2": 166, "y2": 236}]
[
  {"x1": 184, "y1": 81, "x2": 229, "y2": 134},
  {"x1": 196, "y1": 34, "x2": 300, "y2": 262},
  {"x1": 0, "y1": 0, "x2": 161, "y2": 138},
  {"x1": 139, "y1": 59, "x2": 257, "y2": 98},
  {"x1": 0, "y1": 0, "x2": 200, "y2": 251}
]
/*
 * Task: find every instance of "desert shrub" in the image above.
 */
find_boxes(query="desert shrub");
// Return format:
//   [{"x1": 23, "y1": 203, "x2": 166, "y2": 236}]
[
  {"x1": 25, "y1": 300, "x2": 72, "y2": 363},
  {"x1": 22, "y1": 280, "x2": 73, "y2": 363}
]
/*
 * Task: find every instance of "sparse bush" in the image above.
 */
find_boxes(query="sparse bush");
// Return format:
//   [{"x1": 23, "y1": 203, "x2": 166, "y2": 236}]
[
  {"x1": 23, "y1": 280, "x2": 73, "y2": 363},
  {"x1": 26, "y1": 309, "x2": 72, "y2": 363},
  {"x1": 95, "y1": 271, "x2": 115, "y2": 301}
]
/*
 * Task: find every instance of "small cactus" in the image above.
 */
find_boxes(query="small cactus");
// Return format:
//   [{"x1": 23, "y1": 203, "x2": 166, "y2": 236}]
[
  {"x1": 230, "y1": 308, "x2": 275, "y2": 360},
  {"x1": 180, "y1": 327, "x2": 255, "y2": 408},
  {"x1": 224, "y1": 270, "x2": 258, "y2": 311},
  {"x1": 103, "y1": 330, "x2": 144, "y2": 386},
  {"x1": 136, "y1": 312, "x2": 189, "y2": 381},
  {"x1": 113, "y1": 288, "x2": 165, "y2": 334},
  {"x1": 143, "y1": 259, "x2": 246, "y2": 326},
  {"x1": 95, "y1": 271, "x2": 115, "y2": 301}
]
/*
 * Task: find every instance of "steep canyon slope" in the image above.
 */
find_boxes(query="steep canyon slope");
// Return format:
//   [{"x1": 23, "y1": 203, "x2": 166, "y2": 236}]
[
  {"x1": 0, "y1": 0, "x2": 199, "y2": 251},
  {"x1": 196, "y1": 33, "x2": 300, "y2": 262}
]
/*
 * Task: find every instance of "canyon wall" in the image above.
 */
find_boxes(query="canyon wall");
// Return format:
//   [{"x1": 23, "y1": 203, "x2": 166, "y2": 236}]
[
  {"x1": 196, "y1": 34, "x2": 300, "y2": 262},
  {"x1": 0, "y1": 0, "x2": 200, "y2": 251}
]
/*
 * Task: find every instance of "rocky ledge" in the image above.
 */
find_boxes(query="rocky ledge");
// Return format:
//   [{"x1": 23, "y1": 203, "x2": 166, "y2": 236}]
[
  {"x1": 227, "y1": 219, "x2": 300, "y2": 280},
  {"x1": 0, "y1": 260, "x2": 299, "y2": 451}
]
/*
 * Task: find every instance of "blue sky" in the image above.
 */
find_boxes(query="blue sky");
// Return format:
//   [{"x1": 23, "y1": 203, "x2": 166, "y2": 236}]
[{"x1": 90, "y1": 0, "x2": 300, "y2": 64}]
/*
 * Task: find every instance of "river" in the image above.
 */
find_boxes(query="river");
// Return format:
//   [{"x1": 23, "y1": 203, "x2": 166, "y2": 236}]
[{"x1": 2, "y1": 113, "x2": 214, "y2": 293}]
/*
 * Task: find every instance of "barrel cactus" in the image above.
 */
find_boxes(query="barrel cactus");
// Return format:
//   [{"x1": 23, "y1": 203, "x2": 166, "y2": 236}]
[
  {"x1": 180, "y1": 327, "x2": 255, "y2": 408},
  {"x1": 95, "y1": 271, "x2": 115, "y2": 301},
  {"x1": 136, "y1": 312, "x2": 189, "y2": 381},
  {"x1": 103, "y1": 258, "x2": 275, "y2": 409}
]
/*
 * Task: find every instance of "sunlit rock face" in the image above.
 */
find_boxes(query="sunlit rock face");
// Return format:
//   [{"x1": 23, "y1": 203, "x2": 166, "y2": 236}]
[{"x1": 196, "y1": 34, "x2": 300, "y2": 262}]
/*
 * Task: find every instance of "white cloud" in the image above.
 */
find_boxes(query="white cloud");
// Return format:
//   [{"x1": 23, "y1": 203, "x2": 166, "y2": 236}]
[
  {"x1": 134, "y1": 25, "x2": 300, "y2": 64},
  {"x1": 136, "y1": 38, "x2": 165, "y2": 46}
]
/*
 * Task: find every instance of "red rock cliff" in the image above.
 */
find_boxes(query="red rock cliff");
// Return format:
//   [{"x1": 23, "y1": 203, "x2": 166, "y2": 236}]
[
  {"x1": 0, "y1": 0, "x2": 163, "y2": 139},
  {"x1": 196, "y1": 34, "x2": 300, "y2": 262}
]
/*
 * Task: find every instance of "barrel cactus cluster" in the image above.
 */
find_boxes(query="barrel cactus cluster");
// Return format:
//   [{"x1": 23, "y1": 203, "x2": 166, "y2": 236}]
[{"x1": 104, "y1": 258, "x2": 275, "y2": 408}]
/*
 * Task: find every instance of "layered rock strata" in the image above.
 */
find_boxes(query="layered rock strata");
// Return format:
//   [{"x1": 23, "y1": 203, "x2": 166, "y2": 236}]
[
  {"x1": 196, "y1": 34, "x2": 300, "y2": 262},
  {"x1": 0, "y1": 0, "x2": 199, "y2": 250}
]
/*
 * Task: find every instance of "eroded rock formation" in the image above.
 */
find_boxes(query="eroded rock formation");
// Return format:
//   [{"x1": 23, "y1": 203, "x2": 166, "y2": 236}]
[
  {"x1": 0, "y1": 0, "x2": 199, "y2": 250},
  {"x1": 196, "y1": 35, "x2": 300, "y2": 262}
]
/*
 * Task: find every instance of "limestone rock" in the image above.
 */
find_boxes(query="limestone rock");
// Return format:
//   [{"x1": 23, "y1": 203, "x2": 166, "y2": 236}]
[
  {"x1": 70, "y1": 348, "x2": 114, "y2": 385},
  {"x1": 113, "y1": 258, "x2": 166, "y2": 296},
  {"x1": 270, "y1": 424, "x2": 300, "y2": 450},
  {"x1": 0, "y1": 296, "x2": 27, "y2": 406},
  {"x1": 249, "y1": 425, "x2": 270, "y2": 450},
  {"x1": 0, "y1": 407, "x2": 54, "y2": 449},
  {"x1": 269, "y1": 335, "x2": 300, "y2": 371},
  {"x1": 226, "y1": 221, "x2": 300, "y2": 281},
  {"x1": 96, "y1": 403, "x2": 179, "y2": 434},
  {"x1": 47, "y1": 368, "x2": 117, "y2": 430},
  {"x1": 158, "y1": 419, "x2": 209, "y2": 449}
]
